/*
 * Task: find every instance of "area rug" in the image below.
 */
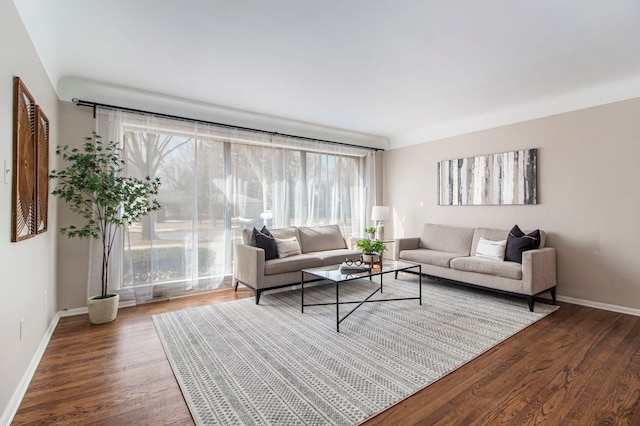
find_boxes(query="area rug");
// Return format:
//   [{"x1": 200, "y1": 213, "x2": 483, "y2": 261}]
[{"x1": 153, "y1": 275, "x2": 558, "y2": 425}]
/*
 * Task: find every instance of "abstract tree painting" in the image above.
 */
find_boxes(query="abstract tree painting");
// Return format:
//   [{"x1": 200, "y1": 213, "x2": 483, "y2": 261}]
[{"x1": 438, "y1": 149, "x2": 537, "y2": 205}]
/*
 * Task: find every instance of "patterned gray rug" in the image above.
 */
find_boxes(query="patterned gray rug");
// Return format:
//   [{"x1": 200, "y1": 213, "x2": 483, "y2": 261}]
[{"x1": 153, "y1": 275, "x2": 558, "y2": 425}]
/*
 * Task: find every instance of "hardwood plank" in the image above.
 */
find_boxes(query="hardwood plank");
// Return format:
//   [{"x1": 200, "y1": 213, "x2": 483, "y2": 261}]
[
  {"x1": 363, "y1": 302, "x2": 640, "y2": 425},
  {"x1": 11, "y1": 287, "x2": 640, "y2": 425},
  {"x1": 558, "y1": 314, "x2": 640, "y2": 425},
  {"x1": 473, "y1": 307, "x2": 622, "y2": 424}
]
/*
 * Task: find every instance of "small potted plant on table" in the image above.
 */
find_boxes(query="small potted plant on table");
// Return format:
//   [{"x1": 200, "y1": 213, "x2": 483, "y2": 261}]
[
  {"x1": 356, "y1": 238, "x2": 387, "y2": 267},
  {"x1": 364, "y1": 226, "x2": 377, "y2": 240}
]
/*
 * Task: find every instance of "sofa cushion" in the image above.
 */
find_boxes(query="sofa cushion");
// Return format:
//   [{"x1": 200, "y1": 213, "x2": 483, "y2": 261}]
[
  {"x1": 505, "y1": 225, "x2": 541, "y2": 263},
  {"x1": 419, "y1": 224, "x2": 474, "y2": 256},
  {"x1": 243, "y1": 226, "x2": 298, "y2": 245},
  {"x1": 398, "y1": 248, "x2": 460, "y2": 268},
  {"x1": 248, "y1": 225, "x2": 271, "y2": 246},
  {"x1": 297, "y1": 225, "x2": 347, "y2": 253},
  {"x1": 275, "y1": 237, "x2": 302, "y2": 258},
  {"x1": 471, "y1": 227, "x2": 546, "y2": 255},
  {"x1": 255, "y1": 231, "x2": 278, "y2": 260},
  {"x1": 307, "y1": 249, "x2": 362, "y2": 266},
  {"x1": 264, "y1": 254, "x2": 323, "y2": 275},
  {"x1": 450, "y1": 256, "x2": 522, "y2": 280},
  {"x1": 270, "y1": 227, "x2": 298, "y2": 240},
  {"x1": 470, "y1": 228, "x2": 509, "y2": 255},
  {"x1": 475, "y1": 237, "x2": 507, "y2": 261}
]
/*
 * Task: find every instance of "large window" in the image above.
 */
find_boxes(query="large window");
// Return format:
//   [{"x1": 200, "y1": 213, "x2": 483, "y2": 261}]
[{"x1": 96, "y1": 108, "x2": 377, "y2": 300}]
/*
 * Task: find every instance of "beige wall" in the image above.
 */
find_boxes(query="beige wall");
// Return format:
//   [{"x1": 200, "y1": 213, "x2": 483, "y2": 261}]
[
  {"x1": 384, "y1": 97, "x2": 640, "y2": 311},
  {"x1": 0, "y1": 0, "x2": 59, "y2": 421},
  {"x1": 56, "y1": 101, "x2": 94, "y2": 310}
]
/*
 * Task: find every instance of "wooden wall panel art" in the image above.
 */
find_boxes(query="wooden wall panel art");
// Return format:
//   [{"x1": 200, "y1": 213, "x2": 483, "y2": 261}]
[
  {"x1": 36, "y1": 106, "x2": 49, "y2": 233},
  {"x1": 12, "y1": 76, "x2": 48, "y2": 241}
]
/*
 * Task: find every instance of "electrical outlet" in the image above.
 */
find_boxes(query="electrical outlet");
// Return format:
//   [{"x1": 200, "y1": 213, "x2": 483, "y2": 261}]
[{"x1": 19, "y1": 318, "x2": 24, "y2": 340}]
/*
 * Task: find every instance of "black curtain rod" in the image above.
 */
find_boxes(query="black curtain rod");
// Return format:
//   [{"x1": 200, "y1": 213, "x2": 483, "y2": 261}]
[{"x1": 72, "y1": 98, "x2": 383, "y2": 152}]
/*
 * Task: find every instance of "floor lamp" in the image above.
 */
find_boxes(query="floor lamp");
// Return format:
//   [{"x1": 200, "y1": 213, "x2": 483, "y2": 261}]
[{"x1": 371, "y1": 206, "x2": 390, "y2": 241}]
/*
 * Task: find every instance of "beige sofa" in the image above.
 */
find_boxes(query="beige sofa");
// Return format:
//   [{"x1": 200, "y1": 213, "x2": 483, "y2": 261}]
[
  {"x1": 395, "y1": 223, "x2": 556, "y2": 311},
  {"x1": 233, "y1": 225, "x2": 361, "y2": 303}
]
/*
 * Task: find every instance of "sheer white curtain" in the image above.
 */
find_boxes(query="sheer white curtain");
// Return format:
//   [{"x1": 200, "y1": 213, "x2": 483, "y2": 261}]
[
  {"x1": 88, "y1": 109, "x2": 125, "y2": 300},
  {"x1": 92, "y1": 107, "x2": 378, "y2": 303}
]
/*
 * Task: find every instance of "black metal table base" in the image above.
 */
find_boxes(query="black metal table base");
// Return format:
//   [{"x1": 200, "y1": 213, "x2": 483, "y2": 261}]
[{"x1": 301, "y1": 264, "x2": 422, "y2": 332}]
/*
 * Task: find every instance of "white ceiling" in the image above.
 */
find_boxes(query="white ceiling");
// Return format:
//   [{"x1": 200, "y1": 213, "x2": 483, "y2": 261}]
[{"x1": 13, "y1": 0, "x2": 640, "y2": 149}]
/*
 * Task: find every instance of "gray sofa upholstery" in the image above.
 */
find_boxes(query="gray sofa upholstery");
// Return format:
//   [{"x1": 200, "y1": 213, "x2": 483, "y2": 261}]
[
  {"x1": 233, "y1": 225, "x2": 361, "y2": 303},
  {"x1": 395, "y1": 223, "x2": 557, "y2": 311}
]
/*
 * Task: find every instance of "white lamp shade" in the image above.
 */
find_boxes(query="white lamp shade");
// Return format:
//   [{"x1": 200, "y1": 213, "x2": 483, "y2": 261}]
[{"x1": 371, "y1": 206, "x2": 390, "y2": 221}]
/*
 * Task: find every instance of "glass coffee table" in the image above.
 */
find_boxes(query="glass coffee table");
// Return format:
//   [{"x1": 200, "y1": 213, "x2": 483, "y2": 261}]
[{"x1": 301, "y1": 259, "x2": 422, "y2": 332}]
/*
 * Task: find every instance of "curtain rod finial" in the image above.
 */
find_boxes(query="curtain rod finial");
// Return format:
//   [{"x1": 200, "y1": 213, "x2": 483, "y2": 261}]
[{"x1": 72, "y1": 98, "x2": 79, "y2": 105}]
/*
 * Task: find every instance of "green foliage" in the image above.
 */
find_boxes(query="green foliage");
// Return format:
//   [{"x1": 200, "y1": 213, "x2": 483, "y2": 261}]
[
  {"x1": 364, "y1": 227, "x2": 377, "y2": 234},
  {"x1": 49, "y1": 132, "x2": 161, "y2": 298},
  {"x1": 125, "y1": 247, "x2": 216, "y2": 284},
  {"x1": 355, "y1": 238, "x2": 387, "y2": 255}
]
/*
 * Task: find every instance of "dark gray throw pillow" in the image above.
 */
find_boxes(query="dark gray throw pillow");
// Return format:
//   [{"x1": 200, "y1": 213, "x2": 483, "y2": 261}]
[
  {"x1": 249, "y1": 225, "x2": 271, "y2": 247},
  {"x1": 505, "y1": 225, "x2": 540, "y2": 263},
  {"x1": 254, "y1": 231, "x2": 278, "y2": 261}
]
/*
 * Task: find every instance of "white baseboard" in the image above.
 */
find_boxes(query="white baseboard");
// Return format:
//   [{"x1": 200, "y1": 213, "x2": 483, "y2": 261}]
[
  {"x1": 58, "y1": 307, "x2": 87, "y2": 317},
  {"x1": 558, "y1": 295, "x2": 640, "y2": 316},
  {"x1": 58, "y1": 299, "x2": 136, "y2": 317},
  {"x1": 1, "y1": 312, "x2": 61, "y2": 426},
  {"x1": 540, "y1": 294, "x2": 640, "y2": 317}
]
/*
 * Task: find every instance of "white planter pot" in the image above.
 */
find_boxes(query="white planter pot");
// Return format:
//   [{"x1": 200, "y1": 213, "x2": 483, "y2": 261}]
[
  {"x1": 87, "y1": 293, "x2": 119, "y2": 324},
  {"x1": 361, "y1": 253, "x2": 380, "y2": 263}
]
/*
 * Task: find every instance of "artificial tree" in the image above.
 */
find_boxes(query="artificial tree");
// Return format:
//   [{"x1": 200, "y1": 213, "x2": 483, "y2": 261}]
[{"x1": 50, "y1": 132, "x2": 161, "y2": 301}]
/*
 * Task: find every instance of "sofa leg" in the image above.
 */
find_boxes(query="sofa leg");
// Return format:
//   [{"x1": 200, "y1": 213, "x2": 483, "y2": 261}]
[
  {"x1": 394, "y1": 271, "x2": 398, "y2": 279},
  {"x1": 233, "y1": 278, "x2": 239, "y2": 292},
  {"x1": 255, "y1": 290, "x2": 262, "y2": 305},
  {"x1": 550, "y1": 287, "x2": 557, "y2": 304},
  {"x1": 526, "y1": 296, "x2": 534, "y2": 312}
]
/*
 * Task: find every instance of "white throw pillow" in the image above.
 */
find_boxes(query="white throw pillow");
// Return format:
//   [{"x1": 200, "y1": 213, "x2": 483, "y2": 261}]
[
  {"x1": 475, "y1": 237, "x2": 507, "y2": 262},
  {"x1": 276, "y1": 237, "x2": 302, "y2": 258}
]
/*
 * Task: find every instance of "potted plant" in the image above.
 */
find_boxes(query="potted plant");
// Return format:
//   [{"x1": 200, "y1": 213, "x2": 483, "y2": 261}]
[
  {"x1": 49, "y1": 132, "x2": 161, "y2": 324},
  {"x1": 364, "y1": 226, "x2": 377, "y2": 240},
  {"x1": 355, "y1": 238, "x2": 387, "y2": 263}
]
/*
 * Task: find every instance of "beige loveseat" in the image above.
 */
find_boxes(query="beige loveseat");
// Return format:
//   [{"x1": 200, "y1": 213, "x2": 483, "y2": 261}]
[
  {"x1": 233, "y1": 225, "x2": 361, "y2": 303},
  {"x1": 395, "y1": 223, "x2": 556, "y2": 311}
]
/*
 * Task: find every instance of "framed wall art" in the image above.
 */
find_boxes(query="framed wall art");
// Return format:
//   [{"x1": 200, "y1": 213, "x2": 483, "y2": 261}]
[
  {"x1": 12, "y1": 76, "x2": 37, "y2": 241},
  {"x1": 36, "y1": 105, "x2": 49, "y2": 234},
  {"x1": 438, "y1": 148, "x2": 537, "y2": 206},
  {"x1": 12, "y1": 76, "x2": 49, "y2": 241}
]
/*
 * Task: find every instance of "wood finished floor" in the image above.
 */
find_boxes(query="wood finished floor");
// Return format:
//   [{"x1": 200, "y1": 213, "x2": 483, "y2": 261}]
[{"x1": 12, "y1": 286, "x2": 640, "y2": 425}]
